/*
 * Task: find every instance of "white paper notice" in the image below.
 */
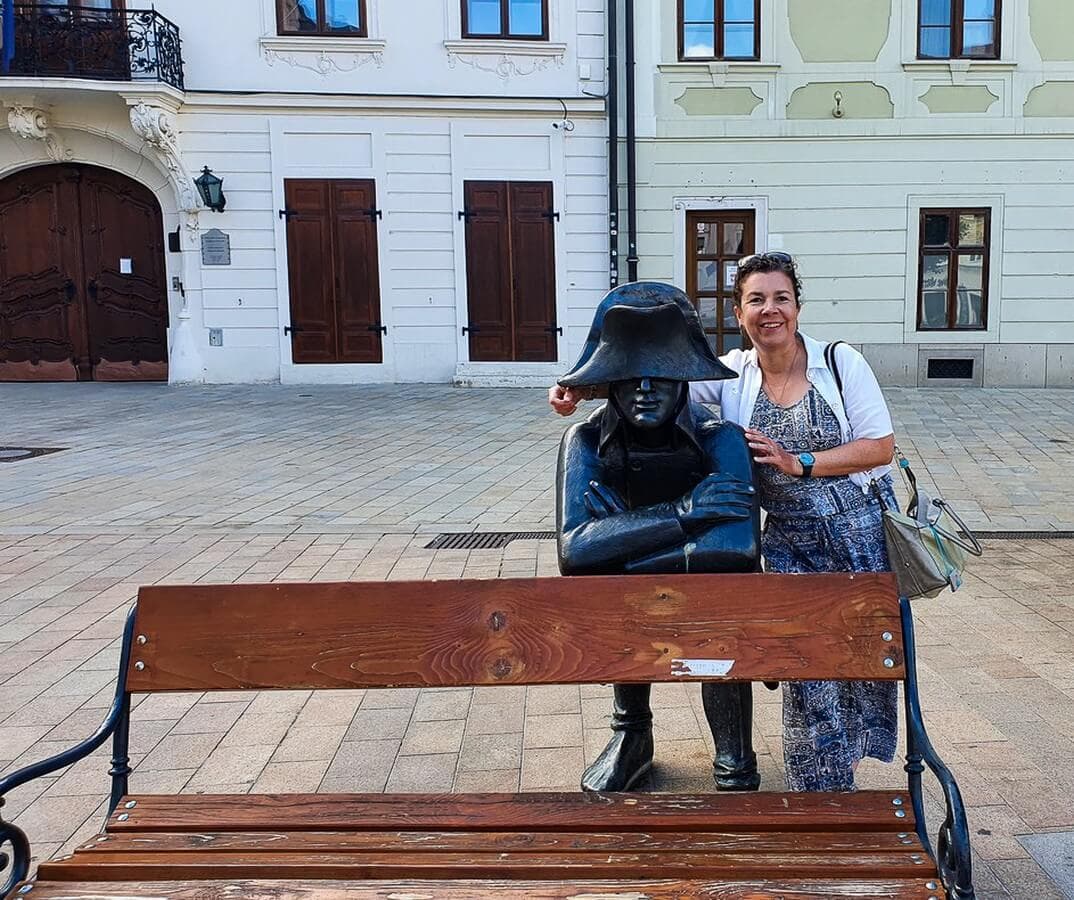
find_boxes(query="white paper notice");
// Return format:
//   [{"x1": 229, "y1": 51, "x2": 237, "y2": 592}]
[
  {"x1": 671, "y1": 658, "x2": 735, "y2": 677},
  {"x1": 119, "y1": 258, "x2": 133, "y2": 275}
]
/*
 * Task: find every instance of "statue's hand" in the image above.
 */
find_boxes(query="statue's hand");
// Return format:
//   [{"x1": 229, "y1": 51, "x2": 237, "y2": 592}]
[
  {"x1": 674, "y1": 473, "x2": 756, "y2": 527},
  {"x1": 584, "y1": 480, "x2": 629, "y2": 519}
]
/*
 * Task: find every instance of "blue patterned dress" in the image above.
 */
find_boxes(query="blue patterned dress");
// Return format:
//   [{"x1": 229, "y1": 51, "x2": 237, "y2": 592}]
[{"x1": 750, "y1": 386, "x2": 898, "y2": 792}]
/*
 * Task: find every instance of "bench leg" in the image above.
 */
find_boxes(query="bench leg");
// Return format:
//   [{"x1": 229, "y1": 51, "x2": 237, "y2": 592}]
[
  {"x1": 901, "y1": 597, "x2": 975, "y2": 900},
  {"x1": 703, "y1": 682, "x2": 760, "y2": 792},
  {"x1": 0, "y1": 813, "x2": 30, "y2": 899}
]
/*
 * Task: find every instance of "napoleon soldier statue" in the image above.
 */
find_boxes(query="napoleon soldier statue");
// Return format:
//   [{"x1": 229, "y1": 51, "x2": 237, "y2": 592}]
[{"x1": 555, "y1": 281, "x2": 763, "y2": 792}]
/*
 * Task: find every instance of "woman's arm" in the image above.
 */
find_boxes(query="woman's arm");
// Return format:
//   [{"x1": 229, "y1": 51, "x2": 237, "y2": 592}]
[
  {"x1": 548, "y1": 385, "x2": 607, "y2": 417},
  {"x1": 745, "y1": 431, "x2": 894, "y2": 478}
]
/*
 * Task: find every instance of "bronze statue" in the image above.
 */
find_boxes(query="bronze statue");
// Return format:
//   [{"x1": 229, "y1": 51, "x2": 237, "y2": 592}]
[{"x1": 555, "y1": 282, "x2": 762, "y2": 792}]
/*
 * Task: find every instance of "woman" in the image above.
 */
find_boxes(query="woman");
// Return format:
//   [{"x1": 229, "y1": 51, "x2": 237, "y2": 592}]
[{"x1": 549, "y1": 252, "x2": 897, "y2": 792}]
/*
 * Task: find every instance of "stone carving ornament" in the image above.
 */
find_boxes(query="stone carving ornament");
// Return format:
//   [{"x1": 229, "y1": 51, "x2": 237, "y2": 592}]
[
  {"x1": 128, "y1": 100, "x2": 200, "y2": 216},
  {"x1": 6, "y1": 104, "x2": 64, "y2": 161}
]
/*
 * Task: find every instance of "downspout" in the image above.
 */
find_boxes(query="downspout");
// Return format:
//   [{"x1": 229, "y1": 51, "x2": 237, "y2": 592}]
[
  {"x1": 607, "y1": 0, "x2": 619, "y2": 288},
  {"x1": 624, "y1": 0, "x2": 638, "y2": 283}
]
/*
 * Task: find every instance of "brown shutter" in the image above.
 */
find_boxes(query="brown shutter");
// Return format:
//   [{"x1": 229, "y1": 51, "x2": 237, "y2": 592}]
[
  {"x1": 463, "y1": 181, "x2": 513, "y2": 362},
  {"x1": 285, "y1": 179, "x2": 384, "y2": 365},
  {"x1": 463, "y1": 180, "x2": 557, "y2": 363},
  {"x1": 508, "y1": 181, "x2": 557, "y2": 362},
  {"x1": 333, "y1": 180, "x2": 383, "y2": 364},
  {"x1": 285, "y1": 180, "x2": 336, "y2": 364}
]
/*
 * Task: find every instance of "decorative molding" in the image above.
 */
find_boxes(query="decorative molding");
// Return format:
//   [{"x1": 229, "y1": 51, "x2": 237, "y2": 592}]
[
  {"x1": 444, "y1": 39, "x2": 567, "y2": 81},
  {"x1": 260, "y1": 37, "x2": 386, "y2": 76},
  {"x1": 127, "y1": 100, "x2": 202, "y2": 226},
  {"x1": 902, "y1": 59, "x2": 1018, "y2": 85},
  {"x1": 6, "y1": 104, "x2": 65, "y2": 161}
]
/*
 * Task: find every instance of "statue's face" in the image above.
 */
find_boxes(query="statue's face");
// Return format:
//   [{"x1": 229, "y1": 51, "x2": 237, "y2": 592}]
[{"x1": 611, "y1": 377, "x2": 683, "y2": 430}]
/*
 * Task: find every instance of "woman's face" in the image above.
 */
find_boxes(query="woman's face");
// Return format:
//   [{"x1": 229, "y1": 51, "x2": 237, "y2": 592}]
[{"x1": 734, "y1": 271, "x2": 800, "y2": 352}]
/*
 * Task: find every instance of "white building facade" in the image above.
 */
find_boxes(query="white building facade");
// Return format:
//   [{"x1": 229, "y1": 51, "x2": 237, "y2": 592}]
[
  {"x1": 631, "y1": 0, "x2": 1074, "y2": 387},
  {"x1": 0, "y1": 0, "x2": 610, "y2": 384}
]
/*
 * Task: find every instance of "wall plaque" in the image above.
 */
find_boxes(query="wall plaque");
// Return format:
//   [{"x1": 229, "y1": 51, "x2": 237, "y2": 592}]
[{"x1": 201, "y1": 228, "x2": 232, "y2": 266}]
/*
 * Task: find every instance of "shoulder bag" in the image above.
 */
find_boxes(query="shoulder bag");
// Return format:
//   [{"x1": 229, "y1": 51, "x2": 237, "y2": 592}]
[{"x1": 825, "y1": 342, "x2": 984, "y2": 599}]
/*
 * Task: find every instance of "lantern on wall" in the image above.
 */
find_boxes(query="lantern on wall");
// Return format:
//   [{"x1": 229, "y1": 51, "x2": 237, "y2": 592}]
[{"x1": 194, "y1": 166, "x2": 226, "y2": 212}]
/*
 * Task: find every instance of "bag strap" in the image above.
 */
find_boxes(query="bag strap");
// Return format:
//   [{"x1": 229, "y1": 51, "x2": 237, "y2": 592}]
[
  {"x1": 893, "y1": 446, "x2": 985, "y2": 557},
  {"x1": 824, "y1": 341, "x2": 846, "y2": 397}
]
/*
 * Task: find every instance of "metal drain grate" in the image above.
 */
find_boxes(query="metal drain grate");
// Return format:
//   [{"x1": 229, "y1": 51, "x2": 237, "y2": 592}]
[
  {"x1": 972, "y1": 531, "x2": 1074, "y2": 540},
  {"x1": 425, "y1": 531, "x2": 556, "y2": 550},
  {"x1": 0, "y1": 447, "x2": 66, "y2": 463}
]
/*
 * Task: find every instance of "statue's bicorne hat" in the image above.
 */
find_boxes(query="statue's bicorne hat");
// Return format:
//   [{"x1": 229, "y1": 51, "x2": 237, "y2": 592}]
[{"x1": 558, "y1": 281, "x2": 736, "y2": 388}]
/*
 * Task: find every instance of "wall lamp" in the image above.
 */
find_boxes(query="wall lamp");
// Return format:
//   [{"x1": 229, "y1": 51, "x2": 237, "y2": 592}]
[{"x1": 194, "y1": 166, "x2": 226, "y2": 212}]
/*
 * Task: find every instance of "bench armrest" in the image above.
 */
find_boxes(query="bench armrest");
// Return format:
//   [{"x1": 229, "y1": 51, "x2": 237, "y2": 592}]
[
  {"x1": 0, "y1": 605, "x2": 137, "y2": 900},
  {"x1": 900, "y1": 597, "x2": 975, "y2": 900}
]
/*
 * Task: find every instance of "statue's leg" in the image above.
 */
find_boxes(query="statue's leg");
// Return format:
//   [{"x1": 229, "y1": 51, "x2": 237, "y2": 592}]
[
  {"x1": 580, "y1": 684, "x2": 654, "y2": 792},
  {"x1": 703, "y1": 681, "x2": 760, "y2": 791}
]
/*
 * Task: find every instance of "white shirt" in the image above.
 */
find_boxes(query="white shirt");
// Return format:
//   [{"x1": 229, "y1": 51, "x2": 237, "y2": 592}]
[{"x1": 690, "y1": 331, "x2": 894, "y2": 493}]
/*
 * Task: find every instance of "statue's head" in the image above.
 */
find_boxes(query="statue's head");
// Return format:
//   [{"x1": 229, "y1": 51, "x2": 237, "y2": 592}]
[
  {"x1": 558, "y1": 282, "x2": 736, "y2": 431},
  {"x1": 611, "y1": 377, "x2": 683, "y2": 431}
]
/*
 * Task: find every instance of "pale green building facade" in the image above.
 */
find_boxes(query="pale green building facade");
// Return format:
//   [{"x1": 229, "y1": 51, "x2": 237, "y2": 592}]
[{"x1": 631, "y1": 0, "x2": 1074, "y2": 386}]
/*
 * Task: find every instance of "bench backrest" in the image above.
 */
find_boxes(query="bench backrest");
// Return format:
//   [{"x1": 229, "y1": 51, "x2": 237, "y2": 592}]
[{"x1": 126, "y1": 573, "x2": 905, "y2": 693}]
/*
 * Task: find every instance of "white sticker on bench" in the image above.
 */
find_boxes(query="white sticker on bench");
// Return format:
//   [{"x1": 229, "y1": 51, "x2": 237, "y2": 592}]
[{"x1": 671, "y1": 658, "x2": 735, "y2": 677}]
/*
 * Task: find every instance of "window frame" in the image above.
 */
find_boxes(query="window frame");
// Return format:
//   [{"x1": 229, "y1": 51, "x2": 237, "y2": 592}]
[
  {"x1": 677, "y1": 0, "x2": 761, "y2": 62},
  {"x1": 276, "y1": 0, "x2": 368, "y2": 37},
  {"x1": 685, "y1": 210, "x2": 755, "y2": 356},
  {"x1": 916, "y1": 0, "x2": 1001, "y2": 60},
  {"x1": 916, "y1": 207, "x2": 991, "y2": 332},
  {"x1": 461, "y1": 0, "x2": 550, "y2": 41}
]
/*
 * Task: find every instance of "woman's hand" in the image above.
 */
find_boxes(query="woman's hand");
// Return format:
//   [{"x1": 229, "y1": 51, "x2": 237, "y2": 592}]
[
  {"x1": 549, "y1": 385, "x2": 584, "y2": 417},
  {"x1": 745, "y1": 428, "x2": 802, "y2": 476}
]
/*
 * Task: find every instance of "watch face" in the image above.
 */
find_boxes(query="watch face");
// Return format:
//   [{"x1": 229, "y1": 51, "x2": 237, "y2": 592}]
[{"x1": 799, "y1": 452, "x2": 816, "y2": 465}]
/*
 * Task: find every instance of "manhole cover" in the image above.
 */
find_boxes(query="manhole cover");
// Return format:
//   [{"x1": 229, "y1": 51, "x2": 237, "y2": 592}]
[
  {"x1": 0, "y1": 447, "x2": 66, "y2": 463},
  {"x1": 425, "y1": 531, "x2": 556, "y2": 551}
]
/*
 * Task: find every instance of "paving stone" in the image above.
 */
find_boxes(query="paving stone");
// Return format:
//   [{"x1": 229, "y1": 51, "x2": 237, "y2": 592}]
[
  {"x1": 523, "y1": 714, "x2": 583, "y2": 749},
  {"x1": 253, "y1": 759, "x2": 331, "y2": 793},
  {"x1": 413, "y1": 689, "x2": 472, "y2": 722},
  {"x1": 521, "y1": 747, "x2": 585, "y2": 791},
  {"x1": 186, "y1": 742, "x2": 276, "y2": 790},
  {"x1": 321, "y1": 740, "x2": 400, "y2": 793},
  {"x1": 344, "y1": 707, "x2": 413, "y2": 743},
  {"x1": 459, "y1": 732, "x2": 523, "y2": 772},
  {"x1": 271, "y1": 725, "x2": 349, "y2": 763},
  {"x1": 400, "y1": 719, "x2": 465, "y2": 756},
  {"x1": 171, "y1": 701, "x2": 250, "y2": 735},
  {"x1": 386, "y1": 753, "x2": 458, "y2": 793},
  {"x1": 140, "y1": 732, "x2": 223, "y2": 772}
]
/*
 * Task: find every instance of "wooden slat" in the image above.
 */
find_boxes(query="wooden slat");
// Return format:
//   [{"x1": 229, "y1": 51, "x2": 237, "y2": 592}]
[
  {"x1": 16, "y1": 877, "x2": 946, "y2": 899},
  {"x1": 127, "y1": 573, "x2": 904, "y2": 691},
  {"x1": 67, "y1": 829, "x2": 928, "y2": 856},
  {"x1": 39, "y1": 849, "x2": 938, "y2": 881},
  {"x1": 105, "y1": 792, "x2": 915, "y2": 834}
]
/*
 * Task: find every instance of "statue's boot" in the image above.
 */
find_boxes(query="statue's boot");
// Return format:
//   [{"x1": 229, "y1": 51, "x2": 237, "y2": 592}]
[
  {"x1": 703, "y1": 682, "x2": 760, "y2": 791},
  {"x1": 581, "y1": 684, "x2": 654, "y2": 792}
]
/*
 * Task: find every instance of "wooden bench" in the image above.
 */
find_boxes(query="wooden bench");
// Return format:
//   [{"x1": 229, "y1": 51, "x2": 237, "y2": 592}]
[{"x1": 0, "y1": 573, "x2": 974, "y2": 899}]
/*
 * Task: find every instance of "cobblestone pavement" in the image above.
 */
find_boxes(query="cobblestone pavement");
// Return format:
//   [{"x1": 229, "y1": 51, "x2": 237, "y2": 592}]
[{"x1": 3, "y1": 383, "x2": 1074, "y2": 898}]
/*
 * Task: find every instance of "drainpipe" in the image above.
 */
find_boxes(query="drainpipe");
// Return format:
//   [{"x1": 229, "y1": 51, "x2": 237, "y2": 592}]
[
  {"x1": 624, "y1": 0, "x2": 638, "y2": 283},
  {"x1": 607, "y1": 0, "x2": 619, "y2": 288}
]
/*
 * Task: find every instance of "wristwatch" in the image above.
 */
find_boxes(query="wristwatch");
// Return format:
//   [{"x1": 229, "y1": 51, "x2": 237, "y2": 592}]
[{"x1": 797, "y1": 452, "x2": 815, "y2": 478}]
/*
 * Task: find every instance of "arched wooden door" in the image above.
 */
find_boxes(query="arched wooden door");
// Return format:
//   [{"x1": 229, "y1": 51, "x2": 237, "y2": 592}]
[{"x1": 0, "y1": 164, "x2": 169, "y2": 382}]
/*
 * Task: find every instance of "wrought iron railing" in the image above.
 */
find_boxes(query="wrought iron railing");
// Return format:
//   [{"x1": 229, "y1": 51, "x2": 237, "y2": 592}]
[{"x1": 1, "y1": 5, "x2": 184, "y2": 90}]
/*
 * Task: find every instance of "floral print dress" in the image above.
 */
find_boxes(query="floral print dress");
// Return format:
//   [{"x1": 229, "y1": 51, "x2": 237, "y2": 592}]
[{"x1": 750, "y1": 386, "x2": 899, "y2": 792}]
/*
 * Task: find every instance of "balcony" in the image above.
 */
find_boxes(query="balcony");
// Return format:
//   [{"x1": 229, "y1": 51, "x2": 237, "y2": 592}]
[{"x1": 1, "y1": 5, "x2": 184, "y2": 90}]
